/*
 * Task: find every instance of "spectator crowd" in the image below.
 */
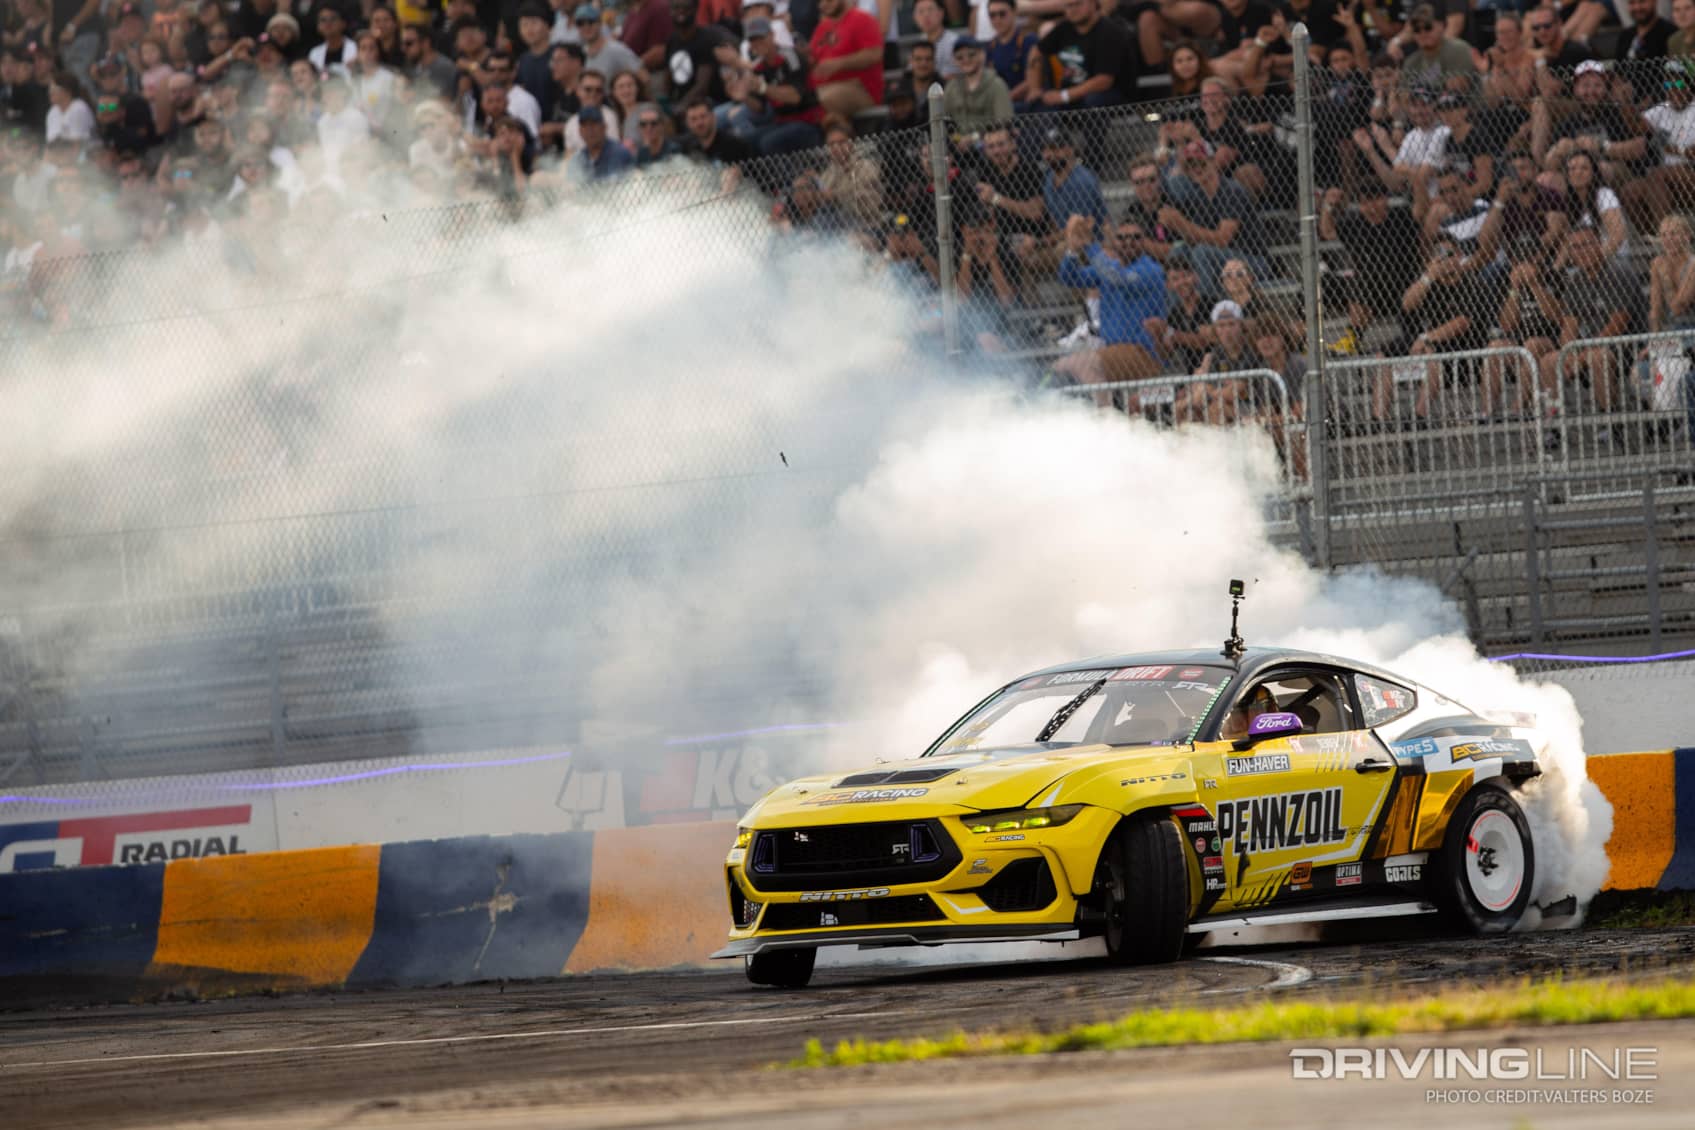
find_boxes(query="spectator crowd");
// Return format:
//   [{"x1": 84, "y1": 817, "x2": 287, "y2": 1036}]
[{"x1": 4, "y1": 0, "x2": 1695, "y2": 440}]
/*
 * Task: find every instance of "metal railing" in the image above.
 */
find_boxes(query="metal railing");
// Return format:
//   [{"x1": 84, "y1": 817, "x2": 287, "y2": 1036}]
[{"x1": 1551, "y1": 331, "x2": 1695, "y2": 494}]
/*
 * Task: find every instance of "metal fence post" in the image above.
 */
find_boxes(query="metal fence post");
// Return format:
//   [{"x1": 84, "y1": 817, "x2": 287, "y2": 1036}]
[
  {"x1": 1522, "y1": 480, "x2": 1544, "y2": 647},
  {"x1": 1643, "y1": 478, "x2": 1662, "y2": 652},
  {"x1": 1290, "y1": 24, "x2": 1330, "y2": 570},
  {"x1": 927, "y1": 82, "x2": 960, "y2": 358}
]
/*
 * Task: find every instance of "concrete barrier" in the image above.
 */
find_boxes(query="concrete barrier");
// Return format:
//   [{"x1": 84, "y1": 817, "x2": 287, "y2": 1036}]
[{"x1": 1, "y1": 752, "x2": 1690, "y2": 1005}]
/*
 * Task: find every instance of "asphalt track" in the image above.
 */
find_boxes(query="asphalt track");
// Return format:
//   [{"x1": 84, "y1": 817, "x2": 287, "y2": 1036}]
[{"x1": 4, "y1": 925, "x2": 1695, "y2": 1130}]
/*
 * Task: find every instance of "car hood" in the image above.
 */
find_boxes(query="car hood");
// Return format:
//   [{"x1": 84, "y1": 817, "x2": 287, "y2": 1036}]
[{"x1": 741, "y1": 743, "x2": 1182, "y2": 828}]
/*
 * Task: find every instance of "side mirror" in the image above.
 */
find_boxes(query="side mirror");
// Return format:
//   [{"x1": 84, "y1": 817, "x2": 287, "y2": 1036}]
[{"x1": 1232, "y1": 710, "x2": 1304, "y2": 750}]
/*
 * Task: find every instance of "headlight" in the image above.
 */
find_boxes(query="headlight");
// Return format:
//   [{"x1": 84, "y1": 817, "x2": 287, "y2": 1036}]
[
  {"x1": 962, "y1": 804, "x2": 1084, "y2": 834},
  {"x1": 734, "y1": 827, "x2": 753, "y2": 849}
]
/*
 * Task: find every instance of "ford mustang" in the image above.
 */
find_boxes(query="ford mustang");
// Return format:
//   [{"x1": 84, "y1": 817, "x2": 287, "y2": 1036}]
[{"x1": 714, "y1": 618, "x2": 1543, "y2": 988}]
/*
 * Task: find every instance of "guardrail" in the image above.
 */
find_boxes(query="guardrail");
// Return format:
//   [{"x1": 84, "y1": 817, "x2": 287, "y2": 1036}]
[{"x1": 1552, "y1": 331, "x2": 1695, "y2": 494}]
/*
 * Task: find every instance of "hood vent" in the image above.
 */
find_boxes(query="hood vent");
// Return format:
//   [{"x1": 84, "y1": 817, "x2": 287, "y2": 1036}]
[{"x1": 835, "y1": 766, "x2": 960, "y2": 787}]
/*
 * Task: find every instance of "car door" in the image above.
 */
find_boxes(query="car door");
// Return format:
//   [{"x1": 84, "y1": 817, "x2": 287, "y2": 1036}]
[{"x1": 1197, "y1": 667, "x2": 1398, "y2": 909}]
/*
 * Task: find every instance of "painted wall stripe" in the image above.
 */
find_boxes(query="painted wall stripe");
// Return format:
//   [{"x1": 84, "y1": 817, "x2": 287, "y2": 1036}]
[
  {"x1": 348, "y1": 832, "x2": 593, "y2": 988},
  {"x1": 565, "y1": 821, "x2": 734, "y2": 973},
  {"x1": 148, "y1": 845, "x2": 381, "y2": 986},
  {"x1": 0, "y1": 863, "x2": 165, "y2": 980},
  {"x1": 1660, "y1": 748, "x2": 1695, "y2": 891},
  {"x1": 1587, "y1": 750, "x2": 1677, "y2": 891}
]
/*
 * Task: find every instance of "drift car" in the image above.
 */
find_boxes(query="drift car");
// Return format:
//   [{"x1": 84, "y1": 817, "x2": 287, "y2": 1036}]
[{"x1": 715, "y1": 597, "x2": 1543, "y2": 988}]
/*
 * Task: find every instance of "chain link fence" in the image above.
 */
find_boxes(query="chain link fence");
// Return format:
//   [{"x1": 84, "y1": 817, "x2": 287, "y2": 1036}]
[{"x1": 7, "y1": 44, "x2": 1695, "y2": 785}]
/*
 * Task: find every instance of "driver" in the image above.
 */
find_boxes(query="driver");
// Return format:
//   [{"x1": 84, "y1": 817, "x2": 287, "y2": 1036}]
[{"x1": 1220, "y1": 685, "x2": 1281, "y2": 741}]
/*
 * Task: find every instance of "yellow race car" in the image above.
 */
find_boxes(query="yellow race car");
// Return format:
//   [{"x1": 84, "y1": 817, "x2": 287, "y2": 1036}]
[{"x1": 715, "y1": 591, "x2": 1544, "y2": 988}]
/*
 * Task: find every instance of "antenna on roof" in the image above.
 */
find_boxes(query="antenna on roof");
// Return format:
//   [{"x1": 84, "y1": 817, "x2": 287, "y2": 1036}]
[{"x1": 1223, "y1": 579, "x2": 1246, "y2": 661}]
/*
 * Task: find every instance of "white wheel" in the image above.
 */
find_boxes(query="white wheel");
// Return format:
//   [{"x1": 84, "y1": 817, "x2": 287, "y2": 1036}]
[
  {"x1": 1438, "y1": 784, "x2": 1535, "y2": 934},
  {"x1": 1465, "y1": 808, "x2": 1527, "y2": 913}
]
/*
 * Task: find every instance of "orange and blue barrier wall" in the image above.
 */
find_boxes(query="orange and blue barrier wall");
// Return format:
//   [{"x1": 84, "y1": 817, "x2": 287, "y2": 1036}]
[{"x1": 1, "y1": 750, "x2": 1690, "y2": 1002}]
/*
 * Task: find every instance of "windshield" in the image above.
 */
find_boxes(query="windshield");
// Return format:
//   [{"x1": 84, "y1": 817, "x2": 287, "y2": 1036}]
[{"x1": 927, "y1": 665, "x2": 1232, "y2": 754}]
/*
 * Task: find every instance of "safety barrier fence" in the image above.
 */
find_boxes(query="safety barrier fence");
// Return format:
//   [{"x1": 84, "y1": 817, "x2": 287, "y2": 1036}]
[
  {"x1": 1551, "y1": 331, "x2": 1695, "y2": 493},
  {"x1": 2, "y1": 749, "x2": 1692, "y2": 1006}
]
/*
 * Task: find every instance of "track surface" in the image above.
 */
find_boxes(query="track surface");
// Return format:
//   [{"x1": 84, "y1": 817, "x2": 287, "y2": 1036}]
[{"x1": 3, "y1": 926, "x2": 1694, "y2": 1130}]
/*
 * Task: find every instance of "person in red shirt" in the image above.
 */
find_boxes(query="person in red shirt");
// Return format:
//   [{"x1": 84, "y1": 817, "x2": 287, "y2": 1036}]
[
  {"x1": 808, "y1": 0, "x2": 882, "y2": 118},
  {"x1": 620, "y1": 0, "x2": 672, "y2": 70}
]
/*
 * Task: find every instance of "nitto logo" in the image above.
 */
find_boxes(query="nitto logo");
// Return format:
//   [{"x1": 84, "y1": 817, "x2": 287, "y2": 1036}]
[{"x1": 798, "y1": 887, "x2": 891, "y2": 902}]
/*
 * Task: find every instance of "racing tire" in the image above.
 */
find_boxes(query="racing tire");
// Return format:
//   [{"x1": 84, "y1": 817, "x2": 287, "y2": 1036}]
[
  {"x1": 745, "y1": 946, "x2": 817, "y2": 988},
  {"x1": 1099, "y1": 814, "x2": 1189, "y2": 966},
  {"x1": 1437, "y1": 784, "x2": 1536, "y2": 935}
]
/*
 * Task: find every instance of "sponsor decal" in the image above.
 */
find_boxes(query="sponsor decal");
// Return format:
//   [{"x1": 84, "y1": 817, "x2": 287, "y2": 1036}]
[
  {"x1": 1179, "y1": 668, "x2": 1205, "y2": 679},
  {"x1": 1292, "y1": 734, "x2": 1357, "y2": 755},
  {"x1": 1217, "y1": 788, "x2": 1349, "y2": 854},
  {"x1": 1120, "y1": 772, "x2": 1186, "y2": 785},
  {"x1": 1385, "y1": 863, "x2": 1422, "y2": 883},
  {"x1": 1202, "y1": 778, "x2": 1219, "y2": 790},
  {"x1": 1109, "y1": 665, "x2": 1175, "y2": 681},
  {"x1": 1227, "y1": 752, "x2": 1291, "y2": 777},
  {"x1": 1170, "y1": 680, "x2": 1215, "y2": 691},
  {"x1": 1290, "y1": 861, "x2": 1313, "y2": 883},
  {"x1": 1179, "y1": 805, "x2": 1228, "y2": 902},
  {"x1": 801, "y1": 787, "x2": 929, "y2": 806},
  {"x1": 1047, "y1": 670, "x2": 1110, "y2": 686},
  {"x1": 798, "y1": 887, "x2": 891, "y2": 902},
  {"x1": 1335, "y1": 862, "x2": 1363, "y2": 887},
  {"x1": 0, "y1": 805, "x2": 256, "y2": 873},
  {"x1": 118, "y1": 836, "x2": 246, "y2": 864},
  {"x1": 1204, "y1": 876, "x2": 1226, "y2": 891},
  {"x1": 968, "y1": 858, "x2": 992, "y2": 875},
  {"x1": 1203, "y1": 855, "x2": 1223, "y2": 868},
  {"x1": 985, "y1": 833, "x2": 1025, "y2": 842},
  {"x1": 1392, "y1": 738, "x2": 1440, "y2": 758},
  {"x1": 1450, "y1": 738, "x2": 1535, "y2": 762},
  {"x1": 1194, "y1": 835, "x2": 1208, "y2": 853}
]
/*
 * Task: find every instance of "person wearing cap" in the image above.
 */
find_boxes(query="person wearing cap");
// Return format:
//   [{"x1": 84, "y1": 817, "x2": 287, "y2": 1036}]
[
  {"x1": 735, "y1": 0, "x2": 798, "y2": 69},
  {"x1": 1537, "y1": 59, "x2": 1647, "y2": 185},
  {"x1": 1030, "y1": 0, "x2": 1126, "y2": 110},
  {"x1": 1013, "y1": 126, "x2": 1106, "y2": 281},
  {"x1": 568, "y1": 101, "x2": 633, "y2": 180},
  {"x1": 1160, "y1": 137, "x2": 1266, "y2": 298},
  {"x1": 1351, "y1": 85, "x2": 1444, "y2": 199},
  {"x1": 1392, "y1": 3, "x2": 1474, "y2": 93},
  {"x1": 942, "y1": 35, "x2": 1010, "y2": 133},
  {"x1": 725, "y1": 14, "x2": 823, "y2": 154},
  {"x1": 578, "y1": 5, "x2": 643, "y2": 79},
  {"x1": 90, "y1": 52, "x2": 157, "y2": 150},
  {"x1": 1434, "y1": 92, "x2": 1493, "y2": 197},
  {"x1": 1623, "y1": 59, "x2": 1695, "y2": 229},
  {"x1": 1054, "y1": 213, "x2": 1168, "y2": 398},
  {"x1": 1181, "y1": 298, "x2": 1258, "y2": 424}
]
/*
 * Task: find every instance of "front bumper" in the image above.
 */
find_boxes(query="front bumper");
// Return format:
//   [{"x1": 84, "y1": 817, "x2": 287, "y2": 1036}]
[{"x1": 711, "y1": 923, "x2": 1082, "y2": 958}]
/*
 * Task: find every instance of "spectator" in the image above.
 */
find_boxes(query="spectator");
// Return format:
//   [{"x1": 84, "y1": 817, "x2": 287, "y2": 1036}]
[
  {"x1": 1475, "y1": 148, "x2": 1565, "y2": 267},
  {"x1": 309, "y1": 6, "x2": 356, "y2": 76},
  {"x1": 1554, "y1": 0, "x2": 1614, "y2": 47},
  {"x1": 1144, "y1": 248, "x2": 1208, "y2": 373},
  {"x1": 1054, "y1": 214, "x2": 1168, "y2": 396},
  {"x1": 943, "y1": 36, "x2": 1010, "y2": 134},
  {"x1": 1219, "y1": 256, "x2": 1295, "y2": 343},
  {"x1": 1421, "y1": 165, "x2": 1491, "y2": 262},
  {"x1": 44, "y1": 69, "x2": 93, "y2": 145},
  {"x1": 489, "y1": 113, "x2": 535, "y2": 192},
  {"x1": 777, "y1": 169, "x2": 849, "y2": 234},
  {"x1": 1236, "y1": 7, "x2": 1294, "y2": 99},
  {"x1": 91, "y1": 57, "x2": 158, "y2": 151},
  {"x1": 579, "y1": 5, "x2": 644, "y2": 80},
  {"x1": 664, "y1": 0, "x2": 735, "y2": 108},
  {"x1": 409, "y1": 100, "x2": 464, "y2": 177},
  {"x1": 1396, "y1": 4, "x2": 1474, "y2": 93},
  {"x1": 1535, "y1": 60, "x2": 1646, "y2": 189},
  {"x1": 1012, "y1": 126, "x2": 1105, "y2": 284},
  {"x1": 1622, "y1": 60, "x2": 1695, "y2": 232},
  {"x1": 610, "y1": 69, "x2": 650, "y2": 138},
  {"x1": 982, "y1": 0, "x2": 1035, "y2": 105},
  {"x1": 955, "y1": 209, "x2": 1015, "y2": 352},
  {"x1": 1524, "y1": 6, "x2": 1592, "y2": 99},
  {"x1": 403, "y1": 20, "x2": 458, "y2": 100},
  {"x1": 1193, "y1": 76, "x2": 1263, "y2": 197},
  {"x1": 1649, "y1": 213, "x2": 1695, "y2": 332},
  {"x1": 368, "y1": 5, "x2": 402, "y2": 66},
  {"x1": 630, "y1": 101, "x2": 680, "y2": 164},
  {"x1": 904, "y1": 42, "x2": 939, "y2": 127},
  {"x1": 263, "y1": 14, "x2": 303, "y2": 64},
  {"x1": 1030, "y1": 0, "x2": 1126, "y2": 110},
  {"x1": 1401, "y1": 234, "x2": 1484, "y2": 419},
  {"x1": 681, "y1": 94, "x2": 753, "y2": 168},
  {"x1": 1249, "y1": 312, "x2": 1307, "y2": 412},
  {"x1": 1550, "y1": 149, "x2": 1629, "y2": 262},
  {"x1": 622, "y1": 0, "x2": 673, "y2": 71},
  {"x1": 819, "y1": 115, "x2": 883, "y2": 227},
  {"x1": 1390, "y1": 86, "x2": 1448, "y2": 197},
  {"x1": 730, "y1": 16, "x2": 823, "y2": 154},
  {"x1": 537, "y1": 43, "x2": 586, "y2": 148},
  {"x1": 352, "y1": 32, "x2": 401, "y2": 134},
  {"x1": 1435, "y1": 93, "x2": 1493, "y2": 198},
  {"x1": 913, "y1": 0, "x2": 960, "y2": 78},
  {"x1": 516, "y1": 3, "x2": 557, "y2": 101},
  {"x1": 1489, "y1": 235, "x2": 1564, "y2": 417},
  {"x1": 316, "y1": 75, "x2": 370, "y2": 174},
  {"x1": 1616, "y1": 0, "x2": 1672, "y2": 82},
  {"x1": 1121, "y1": 156, "x2": 1174, "y2": 262},
  {"x1": 563, "y1": 69, "x2": 617, "y2": 155},
  {"x1": 736, "y1": 0, "x2": 798, "y2": 68},
  {"x1": 6, "y1": 128, "x2": 55, "y2": 211},
  {"x1": 1134, "y1": 1, "x2": 1221, "y2": 74},
  {"x1": 1184, "y1": 299, "x2": 1259, "y2": 424},
  {"x1": 1672, "y1": 0, "x2": 1695, "y2": 60},
  {"x1": 1540, "y1": 225, "x2": 1639, "y2": 414},
  {"x1": 2, "y1": 48, "x2": 48, "y2": 135},
  {"x1": 451, "y1": 18, "x2": 491, "y2": 78},
  {"x1": 1483, "y1": 14, "x2": 1537, "y2": 108},
  {"x1": 568, "y1": 101, "x2": 633, "y2": 179},
  {"x1": 1160, "y1": 138, "x2": 1267, "y2": 297},
  {"x1": 482, "y1": 53, "x2": 543, "y2": 139},
  {"x1": 1166, "y1": 40, "x2": 1211, "y2": 104},
  {"x1": 808, "y1": 0, "x2": 883, "y2": 118}
]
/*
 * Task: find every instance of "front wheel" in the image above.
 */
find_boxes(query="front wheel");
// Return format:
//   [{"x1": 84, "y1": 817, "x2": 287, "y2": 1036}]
[
  {"x1": 1437, "y1": 784, "x2": 1535, "y2": 934},
  {"x1": 1098, "y1": 813, "x2": 1189, "y2": 965},
  {"x1": 745, "y1": 946, "x2": 816, "y2": 988}
]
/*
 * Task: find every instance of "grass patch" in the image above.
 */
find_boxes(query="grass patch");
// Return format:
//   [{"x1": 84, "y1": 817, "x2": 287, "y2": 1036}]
[
  {"x1": 1586, "y1": 890, "x2": 1695, "y2": 930},
  {"x1": 791, "y1": 976, "x2": 1695, "y2": 1068}
]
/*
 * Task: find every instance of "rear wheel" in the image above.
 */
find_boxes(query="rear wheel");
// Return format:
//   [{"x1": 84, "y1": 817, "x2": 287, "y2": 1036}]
[
  {"x1": 1437, "y1": 784, "x2": 1535, "y2": 934},
  {"x1": 1098, "y1": 813, "x2": 1189, "y2": 965},
  {"x1": 745, "y1": 946, "x2": 817, "y2": 988}
]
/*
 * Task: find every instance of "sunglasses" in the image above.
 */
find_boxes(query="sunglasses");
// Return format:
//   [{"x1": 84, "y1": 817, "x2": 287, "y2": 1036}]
[
  {"x1": 1411, "y1": 21, "x2": 1432, "y2": 31},
  {"x1": 1131, "y1": 174, "x2": 1158, "y2": 185},
  {"x1": 576, "y1": 15, "x2": 597, "y2": 23},
  {"x1": 1529, "y1": 21, "x2": 1554, "y2": 31},
  {"x1": 639, "y1": 117, "x2": 661, "y2": 126}
]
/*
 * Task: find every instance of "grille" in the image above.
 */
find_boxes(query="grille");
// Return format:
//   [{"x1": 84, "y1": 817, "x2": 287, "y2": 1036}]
[
  {"x1": 835, "y1": 767, "x2": 959, "y2": 787},
  {"x1": 761, "y1": 894, "x2": 945, "y2": 932},
  {"x1": 726, "y1": 873, "x2": 762, "y2": 928},
  {"x1": 976, "y1": 858, "x2": 1058, "y2": 913},
  {"x1": 746, "y1": 820, "x2": 960, "y2": 892}
]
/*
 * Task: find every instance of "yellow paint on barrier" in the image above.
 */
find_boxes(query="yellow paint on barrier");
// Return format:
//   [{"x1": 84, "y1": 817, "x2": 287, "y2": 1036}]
[
  {"x1": 565, "y1": 821, "x2": 735, "y2": 973},
  {"x1": 149, "y1": 844, "x2": 382, "y2": 985},
  {"x1": 1588, "y1": 751, "x2": 1676, "y2": 891}
]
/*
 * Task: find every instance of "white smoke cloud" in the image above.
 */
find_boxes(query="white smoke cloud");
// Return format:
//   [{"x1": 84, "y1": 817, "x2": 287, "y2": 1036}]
[{"x1": 2, "y1": 171, "x2": 1611, "y2": 928}]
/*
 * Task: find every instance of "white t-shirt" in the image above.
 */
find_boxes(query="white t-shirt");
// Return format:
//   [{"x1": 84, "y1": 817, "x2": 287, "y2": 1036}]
[
  {"x1": 1395, "y1": 124, "x2": 1450, "y2": 168},
  {"x1": 317, "y1": 103, "x2": 371, "y2": 168},
  {"x1": 309, "y1": 38, "x2": 357, "y2": 76},
  {"x1": 505, "y1": 83, "x2": 542, "y2": 138},
  {"x1": 354, "y1": 66, "x2": 399, "y2": 128},
  {"x1": 46, "y1": 99, "x2": 95, "y2": 143},
  {"x1": 1646, "y1": 100, "x2": 1695, "y2": 167}
]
